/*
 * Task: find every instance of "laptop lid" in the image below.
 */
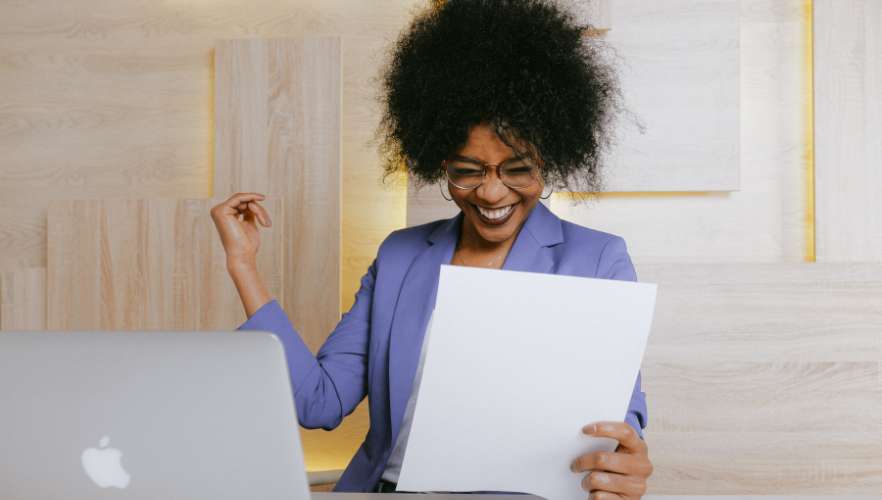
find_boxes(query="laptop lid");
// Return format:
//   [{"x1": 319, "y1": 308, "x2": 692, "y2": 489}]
[{"x1": 0, "y1": 331, "x2": 310, "y2": 500}]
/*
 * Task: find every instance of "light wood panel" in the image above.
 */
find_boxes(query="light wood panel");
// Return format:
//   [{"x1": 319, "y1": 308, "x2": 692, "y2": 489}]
[
  {"x1": 813, "y1": 0, "x2": 882, "y2": 262},
  {"x1": 214, "y1": 35, "x2": 375, "y2": 473},
  {"x1": 46, "y1": 199, "x2": 284, "y2": 330},
  {"x1": 0, "y1": 268, "x2": 46, "y2": 330},
  {"x1": 214, "y1": 37, "x2": 341, "y2": 352},
  {"x1": 638, "y1": 261, "x2": 882, "y2": 363},
  {"x1": 550, "y1": 0, "x2": 807, "y2": 262},
  {"x1": 0, "y1": 0, "x2": 413, "y2": 307},
  {"x1": 636, "y1": 261, "x2": 882, "y2": 493},
  {"x1": 0, "y1": 205, "x2": 45, "y2": 270},
  {"x1": 645, "y1": 431, "x2": 882, "y2": 494},
  {"x1": 599, "y1": 0, "x2": 740, "y2": 192}
]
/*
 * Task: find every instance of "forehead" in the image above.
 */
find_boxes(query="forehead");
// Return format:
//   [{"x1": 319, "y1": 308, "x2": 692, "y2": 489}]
[{"x1": 455, "y1": 123, "x2": 531, "y2": 161}]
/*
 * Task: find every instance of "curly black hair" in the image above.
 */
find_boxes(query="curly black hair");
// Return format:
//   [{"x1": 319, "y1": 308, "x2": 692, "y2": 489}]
[{"x1": 375, "y1": 0, "x2": 626, "y2": 195}]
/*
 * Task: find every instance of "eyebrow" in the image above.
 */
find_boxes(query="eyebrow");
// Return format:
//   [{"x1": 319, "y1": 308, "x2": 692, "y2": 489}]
[{"x1": 450, "y1": 153, "x2": 525, "y2": 164}]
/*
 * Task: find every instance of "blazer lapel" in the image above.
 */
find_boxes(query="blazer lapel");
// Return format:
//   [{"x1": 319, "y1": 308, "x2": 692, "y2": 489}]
[
  {"x1": 500, "y1": 201, "x2": 562, "y2": 274},
  {"x1": 386, "y1": 213, "x2": 460, "y2": 446},
  {"x1": 385, "y1": 201, "x2": 564, "y2": 448}
]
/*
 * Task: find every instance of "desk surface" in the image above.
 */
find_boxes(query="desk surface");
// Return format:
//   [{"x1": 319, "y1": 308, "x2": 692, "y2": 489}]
[{"x1": 314, "y1": 495, "x2": 882, "y2": 500}]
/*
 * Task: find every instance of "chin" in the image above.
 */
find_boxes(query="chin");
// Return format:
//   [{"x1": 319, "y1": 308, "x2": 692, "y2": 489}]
[{"x1": 463, "y1": 201, "x2": 524, "y2": 243}]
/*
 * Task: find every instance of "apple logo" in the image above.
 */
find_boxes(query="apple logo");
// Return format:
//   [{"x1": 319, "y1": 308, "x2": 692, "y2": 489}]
[{"x1": 81, "y1": 436, "x2": 131, "y2": 489}]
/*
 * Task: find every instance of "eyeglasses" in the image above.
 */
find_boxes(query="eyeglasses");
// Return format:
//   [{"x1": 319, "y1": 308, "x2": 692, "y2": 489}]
[{"x1": 441, "y1": 154, "x2": 540, "y2": 190}]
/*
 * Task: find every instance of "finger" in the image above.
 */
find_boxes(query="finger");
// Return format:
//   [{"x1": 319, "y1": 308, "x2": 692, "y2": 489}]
[
  {"x1": 232, "y1": 200, "x2": 265, "y2": 223},
  {"x1": 244, "y1": 202, "x2": 264, "y2": 226},
  {"x1": 571, "y1": 450, "x2": 645, "y2": 475},
  {"x1": 222, "y1": 192, "x2": 266, "y2": 210},
  {"x1": 583, "y1": 422, "x2": 646, "y2": 454},
  {"x1": 212, "y1": 193, "x2": 266, "y2": 218},
  {"x1": 248, "y1": 201, "x2": 272, "y2": 227},
  {"x1": 582, "y1": 470, "x2": 645, "y2": 497},
  {"x1": 237, "y1": 201, "x2": 267, "y2": 227}
]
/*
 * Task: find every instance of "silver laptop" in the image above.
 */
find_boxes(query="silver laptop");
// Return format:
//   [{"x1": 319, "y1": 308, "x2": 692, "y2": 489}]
[{"x1": 0, "y1": 331, "x2": 311, "y2": 500}]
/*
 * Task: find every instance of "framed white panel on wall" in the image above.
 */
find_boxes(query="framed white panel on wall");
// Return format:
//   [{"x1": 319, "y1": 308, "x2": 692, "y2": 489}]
[{"x1": 596, "y1": 0, "x2": 740, "y2": 192}]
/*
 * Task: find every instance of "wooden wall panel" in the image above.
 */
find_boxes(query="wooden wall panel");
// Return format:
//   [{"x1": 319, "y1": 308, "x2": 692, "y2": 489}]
[
  {"x1": 550, "y1": 0, "x2": 807, "y2": 262},
  {"x1": 646, "y1": 431, "x2": 882, "y2": 494},
  {"x1": 813, "y1": 0, "x2": 882, "y2": 262},
  {"x1": 636, "y1": 262, "x2": 882, "y2": 493},
  {"x1": 0, "y1": 268, "x2": 46, "y2": 331},
  {"x1": 0, "y1": 0, "x2": 413, "y2": 306},
  {"x1": 214, "y1": 36, "x2": 341, "y2": 353},
  {"x1": 599, "y1": 0, "x2": 740, "y2": 192},
  {"x1": 46, "y1": 199, "x2": 284, "y2": 330},
  {"x1": 214, "y1": 36, "x2": 372, "y2": 473}
]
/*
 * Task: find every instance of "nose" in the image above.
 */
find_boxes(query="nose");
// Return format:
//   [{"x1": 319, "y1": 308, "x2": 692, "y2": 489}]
[{"x1": 475, "y1": 166, "x2": 510, "y2": 203}]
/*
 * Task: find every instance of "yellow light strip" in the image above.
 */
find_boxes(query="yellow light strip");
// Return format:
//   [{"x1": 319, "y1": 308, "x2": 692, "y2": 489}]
[{"x1": 803, "y1": 0, "x2": 816, "y2": 262}]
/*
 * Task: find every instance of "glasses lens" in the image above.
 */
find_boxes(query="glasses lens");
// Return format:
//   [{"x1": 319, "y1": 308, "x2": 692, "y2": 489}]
[
  {"x1": 445, "y1": 161, "x2": 484, "y2": 189},
  {"x1": 500, "y1": 160, "x2": 538, "y2": 188}
]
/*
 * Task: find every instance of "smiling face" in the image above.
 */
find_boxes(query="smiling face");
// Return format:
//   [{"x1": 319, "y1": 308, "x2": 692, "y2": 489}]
[{"x1": 447, "y1": 122, "x2": 545, "y2": 248}]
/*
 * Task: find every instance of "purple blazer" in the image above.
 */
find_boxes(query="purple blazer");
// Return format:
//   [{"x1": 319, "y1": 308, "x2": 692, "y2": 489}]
[{"x1": 236, "y1": 201, "x2": 648, "y2": 492}]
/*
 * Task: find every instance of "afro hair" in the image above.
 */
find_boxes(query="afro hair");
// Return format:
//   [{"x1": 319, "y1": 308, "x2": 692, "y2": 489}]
[{"x1": 375, "y1": 0, "x2": 626, "y2": 194}]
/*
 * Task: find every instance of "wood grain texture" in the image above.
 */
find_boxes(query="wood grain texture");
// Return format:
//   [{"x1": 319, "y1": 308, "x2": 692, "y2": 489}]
[
  {"x1": 0, "y1": 268, "x2": 46, "y2": 330},
  {"x1": 637, "y1": 261, "x2": 882, "y2": 362},
  {"x1": 46, "y1": 199, "x2": 284, "y2": 330},
  {"x1": 0, "y1": 204, "x2": 46, "y2": 270},
  {"x1": 550, "y1": 0, "x2": 807, "y2": 262},
  {"x1": 214, "y1": 37, "x2": 342, "y2": 352},
  {"x1": 645, "y1": 430, "x2": 882, "y2": 493},
  {"x1": 813, "y1": 0, "x2": 882, "y2": 262},
  {"x1": 599, "y1": 0, "x2": 740, "y2": 192},
  {"x1": 214, "y1": 36, "x2": 368, "y2": 470},
  {"x1": 214, "y1": 36, "x2": 341, "y2": 353},
  {"x1": 0, "y1": 0, "x2": 414, "y2": 301},
  {"x1": 636, "y1": 261, "x2": 882, "y2": 493}
]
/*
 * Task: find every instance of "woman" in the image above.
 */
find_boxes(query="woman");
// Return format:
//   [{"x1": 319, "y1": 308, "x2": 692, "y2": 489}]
[{"x1": 210, "y1": 0, "x2": 653, "y2": 497}]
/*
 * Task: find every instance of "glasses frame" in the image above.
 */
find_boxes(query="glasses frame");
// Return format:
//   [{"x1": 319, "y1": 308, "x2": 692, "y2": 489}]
[{"x1": 440, "y1": 154, "x2": 542, "y2": 191}]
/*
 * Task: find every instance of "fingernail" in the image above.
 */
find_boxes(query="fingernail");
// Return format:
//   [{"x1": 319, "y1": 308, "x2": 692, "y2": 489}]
[
  {"x1": 583, "y1": 424, "x2": 596, "y2": 434},
  {"x1": 570, "y1": 460, "x2": 577, "y2": 472}
]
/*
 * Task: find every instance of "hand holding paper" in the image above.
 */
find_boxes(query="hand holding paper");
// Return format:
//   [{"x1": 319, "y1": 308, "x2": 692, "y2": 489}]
[
  {"x1": 571, "y1": 421, "x2": 652, "y2": 498},
  {"x1": 396, "y1": 264, "x2": 657, "y2": 499}
]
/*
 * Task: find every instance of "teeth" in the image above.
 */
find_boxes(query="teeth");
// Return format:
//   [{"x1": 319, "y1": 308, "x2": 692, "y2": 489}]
[{"x1": 477, "y1": 204, "x2": 513, "y2": 221}]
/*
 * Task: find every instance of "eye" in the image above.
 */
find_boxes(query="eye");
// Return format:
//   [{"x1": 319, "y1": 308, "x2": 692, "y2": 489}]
[{"x1": 449, "y1": 164, "x2": 482, "y2": 176}]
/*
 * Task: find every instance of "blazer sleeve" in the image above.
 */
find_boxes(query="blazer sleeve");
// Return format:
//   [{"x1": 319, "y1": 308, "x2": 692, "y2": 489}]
[
  {"x1": 596, "y1": 235, "x2": 648, "y2": 440},
  {"x1": 236, "y1": 258, "x2": 377, "y2": 431}
]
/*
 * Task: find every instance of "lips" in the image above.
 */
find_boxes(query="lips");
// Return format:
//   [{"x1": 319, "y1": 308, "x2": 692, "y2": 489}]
[{"x1": 473, "y1": 203, "x2": 515, "y2": 226}]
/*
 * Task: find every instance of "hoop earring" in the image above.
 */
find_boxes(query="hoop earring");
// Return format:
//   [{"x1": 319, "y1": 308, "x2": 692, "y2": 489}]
[
  {"x1": 540, "y1": 183, "x2": 554, "y2": 200},
  {"x1": 439, "y1": 180, "x2": 453, "y2": 201}
]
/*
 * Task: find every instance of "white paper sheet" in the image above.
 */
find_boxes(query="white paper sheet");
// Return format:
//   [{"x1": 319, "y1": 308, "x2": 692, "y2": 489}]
[{"x1": 396, "y1": 264, "x2": 657, "y2": 499}]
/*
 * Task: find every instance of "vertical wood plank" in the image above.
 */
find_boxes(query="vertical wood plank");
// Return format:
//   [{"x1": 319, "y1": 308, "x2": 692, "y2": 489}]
[
  {"x1": 215, "y1": 37, "x2": 341, "y2": 352},
  {"x1": 814, "y1": 0, "x2": 882, "y2": 261},
  {"x1": 0, "y1": 268, "x2": 46, "y2": 331}
]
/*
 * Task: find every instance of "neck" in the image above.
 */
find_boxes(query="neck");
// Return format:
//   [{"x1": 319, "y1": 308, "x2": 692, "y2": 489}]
[{"x1": 457, "y1": 218, "x2": 518, "y2": 255}]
